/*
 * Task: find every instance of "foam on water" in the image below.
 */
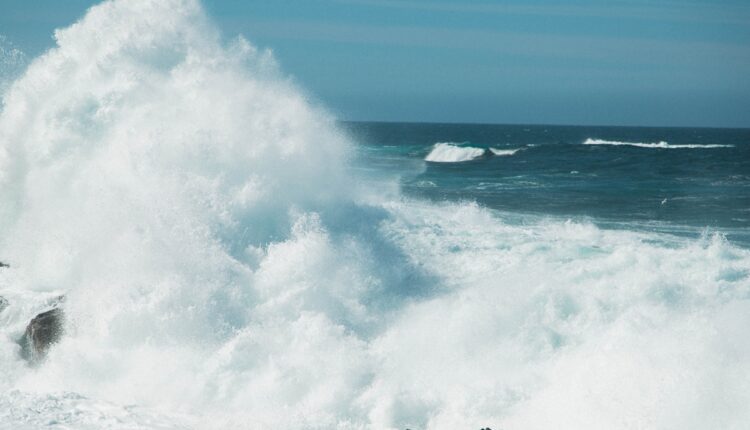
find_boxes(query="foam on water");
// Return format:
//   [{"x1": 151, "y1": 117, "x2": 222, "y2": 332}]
[
  {"x1": 489, "y1": 147, "x2": 522, "y2": 156},
  {"x1": 425, "y1": 142, "x2": 486, "y2": 162},
  {"x1": 584, "y1": 138, "x2": 734, "y2": 149},
  {"x1": 1, "y1": 1, "x2": 750, "y2": 429}
]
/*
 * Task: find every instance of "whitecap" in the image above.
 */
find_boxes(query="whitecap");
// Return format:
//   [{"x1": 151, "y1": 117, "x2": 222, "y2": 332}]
[
  {"x1": 583, "y1": 138, "x2": 733, "y2": 149},
  {"x1": 425, "y1": 142, "x2": 486, "y2": 162},
  {"x1": 489, "y1": 147, "x2": 522, "y2": 156}
]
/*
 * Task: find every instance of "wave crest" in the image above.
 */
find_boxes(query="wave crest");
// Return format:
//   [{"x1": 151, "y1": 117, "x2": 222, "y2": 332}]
[
  {"x1": 489, "y1": 147, "x2": 522, "y2": 156},
  {"x1": 584, "y1": 138, "x2": 733, "y2": 149},
  {"x1": 425, "y1": 142, "x2": 486, "y2": 162}
]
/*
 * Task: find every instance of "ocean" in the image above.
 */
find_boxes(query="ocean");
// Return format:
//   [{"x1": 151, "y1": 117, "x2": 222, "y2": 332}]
[
  {"x1": 1, "y1": 1, "x2": 749, "y2": 429},
  {"x1": 345, "y1": 121, "x2": 750, "y2": 245}
]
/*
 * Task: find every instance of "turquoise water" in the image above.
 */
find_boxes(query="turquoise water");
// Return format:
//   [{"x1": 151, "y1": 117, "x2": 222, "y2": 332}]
[{"x1": 345, "y1": 121, "x2": 750, "y2": 245}]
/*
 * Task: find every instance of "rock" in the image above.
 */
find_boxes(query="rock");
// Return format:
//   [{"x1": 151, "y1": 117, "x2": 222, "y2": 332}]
[
  {"x1": 0, "y1": 261, "x2": 8, "y2": 268},
  {"x1": 19, "y1": 308, "x2": 64, "y2": 364}
]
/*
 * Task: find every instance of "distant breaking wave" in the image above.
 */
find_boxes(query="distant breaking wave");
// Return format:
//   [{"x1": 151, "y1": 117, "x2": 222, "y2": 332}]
[
  {"x1": 584, "y1": 138, "x2": 733, "y2": 149},
  {"x1": 425, "y1": 142, "x2": 486, "y2": 162},
  {"x1": 489, "y1": 147, "x2": 522, "y2": 156},
  {"x1": 425, "y1": 143, "x2": 522, "y2": 162}
]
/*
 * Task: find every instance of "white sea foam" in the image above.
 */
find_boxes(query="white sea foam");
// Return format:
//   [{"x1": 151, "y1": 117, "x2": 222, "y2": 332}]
[
  {"x1": 489, "y1": 147, "x2": 522, "y2": 156},
  {"x1": 1, "y1": 1, "x2": 750, "y2": 429},
  {"x1": 425, "y1": 142, "x2": 486, "y2": 162},
  {"x1": 0, "y1": 390, "x2": 191, "y2": 429},
  {"x1": 584, "y1": 138, "x2": 733, "y2": 149}
]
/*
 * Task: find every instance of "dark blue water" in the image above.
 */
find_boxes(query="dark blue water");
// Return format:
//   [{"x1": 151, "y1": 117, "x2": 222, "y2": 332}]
[{"x1": 342, "y1": 121, "x2": 750, "y2": 246}]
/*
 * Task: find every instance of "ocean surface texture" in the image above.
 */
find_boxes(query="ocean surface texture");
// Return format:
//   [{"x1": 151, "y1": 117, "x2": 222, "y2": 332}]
[
  {"x1": 1, "y1": 1, "x2": 749, "y2": 429},
  {"x1": 346, "y1": 122, "x2": 750, "y2": 245}
]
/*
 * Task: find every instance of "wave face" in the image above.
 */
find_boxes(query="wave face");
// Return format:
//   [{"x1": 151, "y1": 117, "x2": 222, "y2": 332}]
[
  {"x1": 584, "y1": 138, "x2": 733, "y2": 149},
  {"x1": 425, "y1": 142, "x2": 486, "y2": 162},
  {"x1": 2, "y1": 1, "x2": 750, "y2": 429}
]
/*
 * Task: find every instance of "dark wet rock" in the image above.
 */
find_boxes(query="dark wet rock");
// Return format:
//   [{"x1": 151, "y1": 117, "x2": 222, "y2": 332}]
[
  {"x1": 19, "y1": 308, "x2": 65, "y2": 364},
  {"x1": 0, "y1": 261, "x2": 8, "y2": 268}
]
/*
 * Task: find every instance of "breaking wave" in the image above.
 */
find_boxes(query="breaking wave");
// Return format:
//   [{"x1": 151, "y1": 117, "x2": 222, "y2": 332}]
[
  {"x1": 425, "y1": 142, "x2": 486, "y2": 162},
  {"x1": 489, "y1": 147, "x2": 522, "y2": 156},
  {"x1": 0, "y1": 1, "x2": 749, "y2": 429},
  {"x1": 583, "y1": 138, "x2": 734, "y2": 149}
]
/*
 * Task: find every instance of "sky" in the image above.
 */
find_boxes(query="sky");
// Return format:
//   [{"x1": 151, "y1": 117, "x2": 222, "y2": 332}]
[{"x1": 1, "y1": 0, "x2": 749, "y2": 127}]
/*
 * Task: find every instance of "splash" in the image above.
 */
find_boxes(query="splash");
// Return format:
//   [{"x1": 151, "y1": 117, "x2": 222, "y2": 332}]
[{"x1": 1, "y1": 1, "x2": 750, "y2": 429}]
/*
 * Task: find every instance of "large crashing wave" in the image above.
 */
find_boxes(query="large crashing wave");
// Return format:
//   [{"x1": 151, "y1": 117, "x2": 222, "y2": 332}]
[{"x1": 1, "y1": 1, "x2": 750, "y2": 429}]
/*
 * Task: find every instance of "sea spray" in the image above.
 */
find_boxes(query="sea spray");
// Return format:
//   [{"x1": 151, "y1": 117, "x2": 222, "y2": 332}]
[
  {"x1": 0, "y1": 0, "x2": 370, "y2": 422},
  {"x1": 0, "y1": 0, "x2": 749, "y2": 429},
  {"x1": 0, "y1": 35, "x2": 26, "y2": 96}
]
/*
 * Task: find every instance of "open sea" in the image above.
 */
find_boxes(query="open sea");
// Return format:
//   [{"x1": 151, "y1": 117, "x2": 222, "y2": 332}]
[
  {"x1": 1, "y1": 1, "x2": 750, "y2": 429},
  {"x1": 345, "y1": 121, "x2": 750, "y2": 246}
]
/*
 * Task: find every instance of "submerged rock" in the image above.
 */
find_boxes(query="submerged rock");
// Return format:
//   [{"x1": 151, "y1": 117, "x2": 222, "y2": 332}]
[{"x1": 19, "y1": 308, "x2": 64, "y2": 364}]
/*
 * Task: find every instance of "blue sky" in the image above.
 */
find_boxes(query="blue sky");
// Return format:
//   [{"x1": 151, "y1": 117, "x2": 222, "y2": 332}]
[{"x1": 1, "y1": 0, "x2": 749, "y2": 127}]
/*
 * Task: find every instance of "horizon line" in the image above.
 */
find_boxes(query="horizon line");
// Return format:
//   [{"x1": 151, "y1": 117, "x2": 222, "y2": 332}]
[{"x1": 337, "y1": 119, "x2": 750, "y2": 131}]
